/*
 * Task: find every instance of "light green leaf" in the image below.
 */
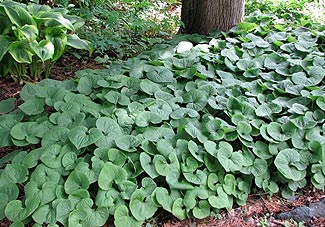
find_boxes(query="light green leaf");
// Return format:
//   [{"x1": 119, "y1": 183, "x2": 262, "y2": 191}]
[
  {"x1": 166, "y1": 171, "x2": 194, "y2": 190},
  {"x1": 104, "y1": 90, "x2": 130, "y2": 106},
  {"x1": 274, "y1": 149, "x2": 306, "y2": 181},
  {"x1": 139, "y1": 79, "x2": 161, "y2": 95},
  {"x1": 183, "y1": 89, "x2": 208, "y2": 111},
  {"x1": 183, "y1": 187, "x2": 209, "y2": 210},
  {"x1": 98, "y1": 162, "x2": 128, "y2": 190},
  {"x1": 236, "y1": 59, "x2": 259, "y2": 71},
  {"x1": 16, "y1": 25, "x2": 38, "y2": 41},
  {"x1": 67, "y1": 34, "x2": 91, "y2": 51},
  {"x1": 114, "y1": 205, "x2": 143, "y2": 227},
  {"x1": 266, "y1": 122, "x2": 295, "y2": 142},
  {"x1": 135, "y1": 111, "x2": 162, "y2": 127},
  {"x1": 221, "y1": 47, "x2": 239, "y2": 62},
  {"x1": 71, "y1": 207, "x2": 109, "y2": 227},
  {"x1": 30, "y1": 164, "x2": 60, "y2": 186},
  {"x1": 295, "y1": 41, "x2": 315, "y2": 53},
  {"x1": 246, "y1": 33, "x2": 269, "y2": 48},
  {"x1": 2, "y1": 163, "x2": 28, "y2": 184},
  {"x1": 207, "y1": 173, "x2": 220, "y2": 191},
  {"x1": 68, "y1": 126, "x2": 102, "y2": 149},
  {"x1": 183, "y1": 170, "x2": 207, "y2": 185},
  {"x1": 290, "y1": 116, "x2": 317, "y2": 129},
  {"x1": 146, "y1": 67, "x2": 174, "y2": 83},
  {"x1": 40, "y1": 11, "x2": 74, "y2": 30},
  {"x1": 238, "y1": 21, "x2": 257, "y2": 31},
  {"x1": 316, "y1": 96, "x2": 325, "y2": 111},
  {"x1": 193, "y1": 200, "x2": 210, "y2": 219},
  {"x1": 253, "y1": 141, "x2": 273, "y2": 159},
  {"x1": 64, "y1": 170, "x2": 90, "y2": 194},
  {"x1": 5, "y1": 194, "x2": 40, "y2": 223},
  {"x1": 309, "y1": 141, "x2": 323, "y2": 162},
  {"x1": 0, "y1": 98, "x2": 16, "y2": 113},
  {"x1": 291, "y1": 66, "x2": 325, "y2": 86},
  {"x1": 172, "y1": 198, "x2": 187, "y2": 220},
  {"x1": 62, "y1": 152, "x2": 78, "y2": 170},
  {"x1": 130, "y1": 189, "x2": 158, "y2": 221},
  {"x1": 0, "y1": 183, "x2": 19, "y2": 220},
  {"x1": 45, "y1": 26, "x2": 67, "y2": 62},
  {"x1": 204, "y1": 140, "x2": 218, "y2": 157},
  {"x1": 154, "y1": 187, "x2": 174, "y2": 212},
  {"x1": 140, "y1": 152, "x2": 159, "y2": 178},
  {"x1": 41, "y1": 127, "x2": 69, "y2": 146},
  {"x1": 187, "y1": 140, "x2": 206, "y2": 162},
  {"x1": 95, "y1": 189, "x2": 119, "y2": 208},
  {"x1": 217, "y1": 142, "x2": 243, "y2": 172},
  {"x1": 19, "y1": 97, "x2": 45, "y2": 116},
  {"x1": 154, "y1": 153, "x2": 180, "y2": 176},
  {"x1": 30, "y1": 40, "x2": 54, "y2": 62},
  {"x1": 223, "y1": 174, "x2": 236, "y2": 195},
  {"x1": 208, "y1": 187, "x2": 233, "y2": 210},
  {"x1": 95, "y1": 117, "x2": 122, "y2": 147},
  {"x1": 8, "y1": 40, "x2": 33, "y2": 64},
  {"x1": 2, "y1": 4, "x2": 35, "y2": 27},
  {"x1": 32, "y1": 204, "x2": 56, "y2": 224},
  {"x1": 115, "y1": 135, "x2": 140, "y2": 152}
]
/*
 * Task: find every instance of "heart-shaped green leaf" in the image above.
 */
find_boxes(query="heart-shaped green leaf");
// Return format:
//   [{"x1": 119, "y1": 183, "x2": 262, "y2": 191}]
[
  {"x1": 98, "y1": 162, "x2": 128, "y2": 190},
  {"x1": 64, "y1": 170, "x2": 90, "y2": 194},
  {"x1": 217, "y1": 142, "x2": 244, "y2": 172},
  {"x1": 274, "y1": 149, "x2": 306, "y2": 181},
  {"x1": 140, "y1": 152, "x2": 159, "y2": 178},
  {"x1": 114, "y1": 205, "x2": 143, "y2": 227},
  {"x1": 193, "y1": 200, "x2": 210, "y2": 219},
  {"x1": 172, "y1": 198, "x2": 187, "y2": 220},
  {"x1": 5, "y1": 194, "x2": 40, "y2": 222},
  {"x1": 0, "y1": 183, "x2": 19, "y2": 220},
  {"x1": 208, "y1": 187, "x2": 233, "y2": 210},
  {"x1": 154, "y1": 187, "x2": 175, "y2": 212},
  {"x1": 68, "y1": 126, "x2": 102, "y2": 149},
  {"x1": 130, "y1": 189, "x2": 158, "y2": 221}
]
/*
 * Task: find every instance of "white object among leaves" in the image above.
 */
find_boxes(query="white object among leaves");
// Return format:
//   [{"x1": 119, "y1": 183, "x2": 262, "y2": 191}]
[{"x1": 175, "y1": 41, "x2": 194, "y2": 53}]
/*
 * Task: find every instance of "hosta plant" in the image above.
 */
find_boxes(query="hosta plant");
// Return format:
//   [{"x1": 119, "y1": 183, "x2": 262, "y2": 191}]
[
  {"x1": 1, "y1": 11, "x2": 325, "y2": 227},
  {"x1": 0, "y1": 0, "x2": 91, "y2": 82}
]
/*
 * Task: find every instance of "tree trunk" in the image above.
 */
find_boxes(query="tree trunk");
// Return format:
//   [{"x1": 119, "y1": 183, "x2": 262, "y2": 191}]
[{"x1": 181, "y1": 0, "x2": 245, "y2": 34}]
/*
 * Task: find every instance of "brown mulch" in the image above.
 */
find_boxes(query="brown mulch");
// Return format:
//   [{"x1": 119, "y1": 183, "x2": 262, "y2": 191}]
[
  {"x1": 0, "y1": 218, "x2": 11, "y2": 227},
  {"x1": 163, "y1": 188, "x2": 325, "y2": 227},
  {"x1": 0, "y1": 54, "x2": 104, "y2": 101},
  {"x1": 1, "y1": 55, "x2": 325, "y2": 227}
]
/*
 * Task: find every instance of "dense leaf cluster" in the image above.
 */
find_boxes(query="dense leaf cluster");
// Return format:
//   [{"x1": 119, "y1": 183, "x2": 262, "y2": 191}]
[
  {"x1": 71, "y1": 0, "x2": 180, "y2": 60},
  {"x1": 1, "y1": 12, "x2": 325, "y2": 226},
  {"x1": 0, "y1": 0, "x2": 91, "y2": 81}
]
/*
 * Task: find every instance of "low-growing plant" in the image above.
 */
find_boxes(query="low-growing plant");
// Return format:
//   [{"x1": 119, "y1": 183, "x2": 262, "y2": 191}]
[
  {"x1": 73, "y1": 0, "x2": 180, "y2": 60},
  {"x1": 0, "y1": 11, "x2": 325, "y2": 227},
  {"x1": 246, "y1": 0, "x2": 316, "y2": 25},
  {"x1": 0, "y1": 0, "x2": 91, "y2": 82}
]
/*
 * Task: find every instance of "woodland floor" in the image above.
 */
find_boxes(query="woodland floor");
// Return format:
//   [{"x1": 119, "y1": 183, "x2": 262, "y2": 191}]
[{"x1": 0, "y1": 56, "x2": 325, "y2": 227}]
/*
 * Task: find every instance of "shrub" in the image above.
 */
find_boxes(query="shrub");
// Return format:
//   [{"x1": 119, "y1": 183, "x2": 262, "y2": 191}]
[{"x1": 0, "y1": 0, "x2": 91, "y2": 82}]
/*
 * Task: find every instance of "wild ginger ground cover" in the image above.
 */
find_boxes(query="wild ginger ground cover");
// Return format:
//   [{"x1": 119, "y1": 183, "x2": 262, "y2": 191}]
[{"x1": 1, "y1": 11, "x2": 325, "y2": 227}]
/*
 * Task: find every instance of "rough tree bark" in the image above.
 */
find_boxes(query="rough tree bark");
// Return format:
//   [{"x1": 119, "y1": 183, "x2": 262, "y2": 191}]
[{"x1": 181, "y1": 0, "x2": 245, "y2": 34}]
